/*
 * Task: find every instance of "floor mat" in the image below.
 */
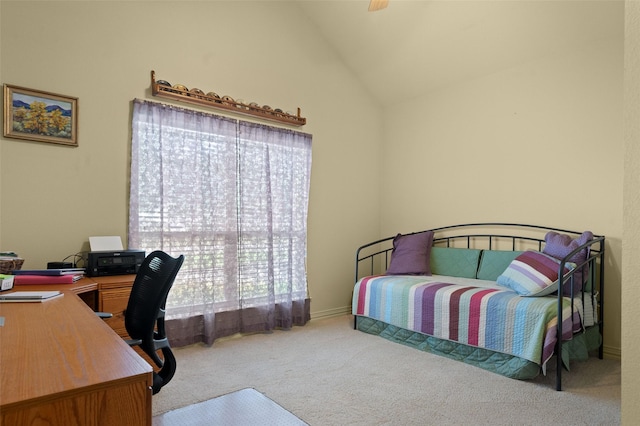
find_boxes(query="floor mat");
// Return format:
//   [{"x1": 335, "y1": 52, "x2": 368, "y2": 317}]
[{"x1": 152, "y1": 387, "x2": 308, "y2": 426}]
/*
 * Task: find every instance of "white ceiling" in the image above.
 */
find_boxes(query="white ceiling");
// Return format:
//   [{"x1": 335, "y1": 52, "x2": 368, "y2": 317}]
[{"x1": 295, "y1": 0, "x2": 623, "y2": 105}]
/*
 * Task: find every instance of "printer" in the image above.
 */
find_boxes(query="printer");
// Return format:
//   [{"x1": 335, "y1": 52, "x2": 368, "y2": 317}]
[{"x1": 86, "y1": 250, "x2": 145, "y2": 277}]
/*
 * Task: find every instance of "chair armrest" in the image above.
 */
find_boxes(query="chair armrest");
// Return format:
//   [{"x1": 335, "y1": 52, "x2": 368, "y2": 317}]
[
  {"x1": 95, "y1": 312, "x2": 113, "y2": 319},
  {"x1": 125, "y1": 338, "x2": 143, "y2": 347}
]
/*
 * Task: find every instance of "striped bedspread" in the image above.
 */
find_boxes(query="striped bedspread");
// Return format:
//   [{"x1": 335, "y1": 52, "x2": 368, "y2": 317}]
[{"x1": 353, "y1": 275, "x2": 582, "y2": 366}]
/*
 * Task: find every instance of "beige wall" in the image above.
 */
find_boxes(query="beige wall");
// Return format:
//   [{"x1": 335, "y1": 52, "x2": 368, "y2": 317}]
[
  {"x1": 0, "y1": 1, "x2": 382, "y2": 318},
  {"x1": 623, "y1": 1, "x2": 640, "y2": 423},
  {"x1": 382, "y1": 34, "x2": 624, "y2": 358}
]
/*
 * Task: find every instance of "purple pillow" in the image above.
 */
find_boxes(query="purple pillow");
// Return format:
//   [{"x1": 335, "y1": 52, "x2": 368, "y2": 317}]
[
  {"x1": 386, "y1": 231, "x2": 434, "y2": 276},
  {"x1": 542, "y1": 231, "x2": 593, "y2": 294}
]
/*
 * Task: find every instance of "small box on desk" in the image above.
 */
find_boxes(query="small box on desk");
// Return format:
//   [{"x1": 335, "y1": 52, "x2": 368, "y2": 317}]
[
  {"x1": 86, "y1": 250, "x2": 145, "y2": 277},
  {"x1": 0, "y1": 275, "x2": 15, "y2": 292}
]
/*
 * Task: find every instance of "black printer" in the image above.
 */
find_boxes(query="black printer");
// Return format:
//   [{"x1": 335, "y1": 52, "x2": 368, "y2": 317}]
[{"x1": 85, "y1": 250, "x2": 145, "y2": 277}]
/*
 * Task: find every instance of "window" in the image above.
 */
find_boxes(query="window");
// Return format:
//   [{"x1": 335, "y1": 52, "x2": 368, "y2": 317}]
[{"x1": 129, "y1": 99, "x2": 311, "y2": 346}]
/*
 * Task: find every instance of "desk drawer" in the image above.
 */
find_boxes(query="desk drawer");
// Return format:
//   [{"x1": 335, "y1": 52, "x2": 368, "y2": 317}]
[
  {"x1": 100, "y1": 287, "x2": 131, "y2": 338},
  {"x1": 94, "y1": 275, "x2": 161, "y2": 370}
]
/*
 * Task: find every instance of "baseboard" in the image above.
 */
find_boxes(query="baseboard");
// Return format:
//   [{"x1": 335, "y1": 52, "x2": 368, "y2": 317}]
[
  {"x1": 310, "y1": 305, "x2": 351, "y2": 320},
  {"x1": 603, "y1": 345, "x2": 621, "y2": 360}
]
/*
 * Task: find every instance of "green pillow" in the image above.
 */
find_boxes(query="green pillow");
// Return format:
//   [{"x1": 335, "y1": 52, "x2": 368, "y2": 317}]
[
  {"x1": 476, "y1": 250, "x2": 524, "y2": 281},
  {"x1": 430, "y1": 247, "x2": 482, "y2": 278}
]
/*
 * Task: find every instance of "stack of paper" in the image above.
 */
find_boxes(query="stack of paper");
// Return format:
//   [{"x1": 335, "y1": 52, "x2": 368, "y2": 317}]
[
  {"x1": 12, "y1": 268, "x2": 86, "y2": 285},
  {"x1": 0, "y1": 291, "x2": 63, "y2": 302}
]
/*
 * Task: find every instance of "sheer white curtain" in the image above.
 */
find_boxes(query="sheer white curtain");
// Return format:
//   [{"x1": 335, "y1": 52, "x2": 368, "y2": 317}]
[{"x1": 129, "y1": 99, "x2": 311, "y2": 346}]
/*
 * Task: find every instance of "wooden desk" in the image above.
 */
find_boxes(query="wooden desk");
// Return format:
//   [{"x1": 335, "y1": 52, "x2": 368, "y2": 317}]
[
  {"x1": 12, "y1": 278, "x2": 100, "y2": 310},
  {"x1": 12, "y1": 275, "x2": 138, "y2": 336},
  {"x1": 13, "y1": 275, "x2": 159, "y2": 378},
  {"x1": 0, "y1": 288, "x2": 152, "y2": 425}
]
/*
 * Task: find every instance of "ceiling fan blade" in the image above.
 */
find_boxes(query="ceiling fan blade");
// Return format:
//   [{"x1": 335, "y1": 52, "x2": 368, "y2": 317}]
[{"x1": 368, "y1": 0, "x2": 389, "y2": 12}]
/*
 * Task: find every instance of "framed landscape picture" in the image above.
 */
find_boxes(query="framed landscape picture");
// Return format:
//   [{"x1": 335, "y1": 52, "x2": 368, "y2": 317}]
[{"x1": 3, "y1": 84, "x2": 78, "y2": 147}]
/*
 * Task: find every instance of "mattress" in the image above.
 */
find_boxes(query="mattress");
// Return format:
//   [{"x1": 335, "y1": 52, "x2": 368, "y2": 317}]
[{"x1": 353, "y1": 274, "x2": 598, "y2": 371}]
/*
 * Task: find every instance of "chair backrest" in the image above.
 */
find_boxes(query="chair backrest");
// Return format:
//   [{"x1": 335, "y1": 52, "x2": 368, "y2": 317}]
[{"x1": 125, "y1": 250, "x2": 184, "y2": 343}]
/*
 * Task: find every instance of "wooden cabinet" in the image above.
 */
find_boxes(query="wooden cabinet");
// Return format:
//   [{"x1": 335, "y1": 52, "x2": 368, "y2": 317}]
[
  {"x1": 94, "y1": 275, "x2": 161, "y2": 369},
  {"x1": 94, "y1": 274, "x2": 136, "y2": 339}
]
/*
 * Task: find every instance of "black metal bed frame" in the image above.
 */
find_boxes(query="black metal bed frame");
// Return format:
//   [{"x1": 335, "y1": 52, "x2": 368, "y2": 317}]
[{"x1": 354, "y1": 223, "x2": 605, "y2": 391}]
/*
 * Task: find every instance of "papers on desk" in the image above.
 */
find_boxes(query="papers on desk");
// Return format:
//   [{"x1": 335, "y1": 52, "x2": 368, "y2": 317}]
[
  {"x1": 12, "y1": 268, "x2": 86, "y2": 276},
  {"x1": 0, "y1": 291, "x2": 63, "y2": 302},
  {"x1": 13, "y1": 274, "x2": 83, "y2": 285},
  {"x1": 11, "y1": 268, "x2": 85, "y2": 285}
]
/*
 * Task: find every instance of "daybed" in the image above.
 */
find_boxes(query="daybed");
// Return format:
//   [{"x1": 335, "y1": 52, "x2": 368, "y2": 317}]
[{"x1": 352, "y1": 223, "x2": 604, "y2": 390}]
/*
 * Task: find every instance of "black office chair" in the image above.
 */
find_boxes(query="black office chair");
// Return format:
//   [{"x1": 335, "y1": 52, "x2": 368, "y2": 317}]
[{"x1": 103, "y1": 250, "x2": 184, "y2": 394}]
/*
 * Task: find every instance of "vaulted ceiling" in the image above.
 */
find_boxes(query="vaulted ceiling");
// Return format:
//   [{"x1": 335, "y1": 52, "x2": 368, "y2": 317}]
[{"x1": 295, "y1": 0, "x2": 623, "y2": 105}]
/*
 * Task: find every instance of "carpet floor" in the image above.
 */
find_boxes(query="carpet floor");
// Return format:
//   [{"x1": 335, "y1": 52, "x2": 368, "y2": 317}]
[{"x1": 152, "y1": 315, "x2": 620, "y2": 425}]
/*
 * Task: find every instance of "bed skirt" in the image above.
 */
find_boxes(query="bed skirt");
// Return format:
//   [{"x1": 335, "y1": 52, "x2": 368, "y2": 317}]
[{"x1": 355, "y1": 316, "x2": 602, "y2": 380}]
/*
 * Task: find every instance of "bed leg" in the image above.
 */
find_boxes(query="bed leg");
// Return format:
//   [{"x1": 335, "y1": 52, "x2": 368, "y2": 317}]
[
  {"x1": 556, "y1": 342, "x2": 563, "y2": 391},
  {"x1": 599, "y1": 322, "x2": 604, "y2": 360},
  {"x1": 556, "y1": 344, "x2": 562, "y2": 391},
  {"x1": 353, "y1": 315, "x2": 357, "y2": 330}
]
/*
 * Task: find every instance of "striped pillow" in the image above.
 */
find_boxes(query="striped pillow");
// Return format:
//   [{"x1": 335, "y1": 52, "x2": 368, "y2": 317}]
[{"x1": 496, "y1": 250, "x2": 574, "y2": 297}]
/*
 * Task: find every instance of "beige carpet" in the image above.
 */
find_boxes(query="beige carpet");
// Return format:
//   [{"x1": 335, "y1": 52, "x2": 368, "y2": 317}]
[{"x1": 152, "y1": 315, "x2": 620, "y2": 425}]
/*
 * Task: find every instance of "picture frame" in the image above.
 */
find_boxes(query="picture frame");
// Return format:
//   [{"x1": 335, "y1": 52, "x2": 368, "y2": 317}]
[{"x1": 3, "y1": 84, "x2": 78, "y2": 147}]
